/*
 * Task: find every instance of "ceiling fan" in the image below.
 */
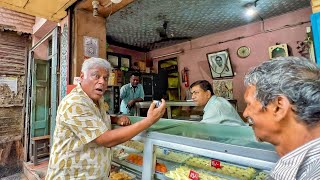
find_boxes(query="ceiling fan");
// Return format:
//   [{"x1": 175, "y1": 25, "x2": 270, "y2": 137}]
[{"x1": 149, "y1": 21, "x2": 191, "y2": 49}]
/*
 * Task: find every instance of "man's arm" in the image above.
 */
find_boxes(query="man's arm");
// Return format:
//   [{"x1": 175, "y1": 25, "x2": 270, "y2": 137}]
[
  {"x1": 94, "y1": 99, "x2": 166, "y2": 148},
  {"x1": 127, "y1": 98, "x2": 143, "y2": 107},
  {"x1": 127, "y1": 85, "x2": 144, "y2": 107}
]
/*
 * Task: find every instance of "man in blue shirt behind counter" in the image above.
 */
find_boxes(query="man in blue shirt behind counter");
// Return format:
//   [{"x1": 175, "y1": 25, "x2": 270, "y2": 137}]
[
  {"x1": 120, "y1": 72, "x2": 144, "y2": 115},
  {"x1": 190, "y1": 80, "x2": 245, "y2": 126}
]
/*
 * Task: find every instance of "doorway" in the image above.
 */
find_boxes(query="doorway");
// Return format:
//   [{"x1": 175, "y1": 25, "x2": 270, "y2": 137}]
[{"x1": 25, "y1": 27, "x2": 60, "y2": 161}]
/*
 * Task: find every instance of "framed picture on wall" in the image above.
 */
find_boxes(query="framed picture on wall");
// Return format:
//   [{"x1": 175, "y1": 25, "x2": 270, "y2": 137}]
[
  {"x1": 207, "y1": 49, "x2": 234, "y2": 78},
  {"x1": 83, "y1": 36, "x2": 99, "y2": 58},
  {"x1": 106, "y1": 52, "x2": 131, "y2": 69},
  {"x1": 213, "y1": 79, "x2": 233, "y2": 99}
]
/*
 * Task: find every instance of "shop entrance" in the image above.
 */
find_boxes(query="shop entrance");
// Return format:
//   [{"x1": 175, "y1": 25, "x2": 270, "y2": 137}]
[{"x1": 25, "y1": 27, "x2": 60, "y2": 162}]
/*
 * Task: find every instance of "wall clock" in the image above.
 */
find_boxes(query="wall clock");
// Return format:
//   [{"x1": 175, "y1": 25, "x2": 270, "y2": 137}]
[{"x1": 237, "y1": 46, "x2": 251, "y2": 58}]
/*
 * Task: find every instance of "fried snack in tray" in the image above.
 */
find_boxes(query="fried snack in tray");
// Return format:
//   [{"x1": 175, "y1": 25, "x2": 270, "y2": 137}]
[
  {"x1": 126, "y1": 153, "x2": 168, "y2": 173},
  {"x1": 254, "y1": 172, "x2": 268, "y2": 180},
  {"x1": 121, "y1": 140, "x2": 144, "y2": 152},
  {"x1": 155, "y1": 148, "x2": 192, "y2": 163},
  {"x1": 185, "y1": 157, "x2": 257, "y2": 180},
  {"x1": 110, "y1": 171, "x2": 133, "y2": 180},
  {"x1": 165, "y1": 166, "x2": 226, "y2": 180}
]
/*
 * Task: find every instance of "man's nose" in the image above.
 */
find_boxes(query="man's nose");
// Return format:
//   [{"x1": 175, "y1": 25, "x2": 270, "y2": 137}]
[
  {"x1": 98, "y1": 77, "x2": 106, "y2": 84},
  {"x1": 243, "y1": 108, "x2": 248, "y2": 119}
]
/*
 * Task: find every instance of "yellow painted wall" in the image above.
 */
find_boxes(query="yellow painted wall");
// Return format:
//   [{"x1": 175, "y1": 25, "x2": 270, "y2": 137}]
[
  {"x1": 312, "y1": 0, "x2": 320, "y2": 13},
  {"x1": 72, "y1": 9, "x2": 106, "y2": 78}
]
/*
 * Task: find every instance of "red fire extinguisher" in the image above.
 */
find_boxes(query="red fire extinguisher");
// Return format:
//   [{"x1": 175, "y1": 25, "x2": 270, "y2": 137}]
[{"x1": 181, "y1": 67, "x2": 189, "y2": 87}]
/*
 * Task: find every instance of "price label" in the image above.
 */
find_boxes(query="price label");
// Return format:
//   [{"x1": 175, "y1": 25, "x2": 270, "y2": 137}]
[
  {"x1": 211, "y1": 159, "x2": 223, "y2": 169},
  {"x1": 188, "y1": 170, "x2": 199, "y2": 180}
]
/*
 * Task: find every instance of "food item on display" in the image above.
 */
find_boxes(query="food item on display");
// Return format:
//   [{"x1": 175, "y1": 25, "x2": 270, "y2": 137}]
[
  {"x1": 185, "y1": 157, "x2": 212, "y2": 170},
  {"x1": 165, "y1": 166, "x2": 190, "y2": 180},
  {"x1": 121, "y1": 140, "x2": 144, "y2": 152},
  {"x1": 155, "y1": 148, "x2": 192, "y2": 163},
  {"x1": 126, "y1": 154, "x2": 143, "y2": 166},
  {"x1": 165, "y1": 166, "x2": 226, "y2": 180},
  {"x1": 185, "y1": 157, "x2": 257, "y2": 179},
  {"x1": 254, "y1": 172, "x2": 268, "y2": 180},
  {"x1": 110, "y1": 171, "x2": 133, "y2": 180},
  {"x1": 126, "y1": 154, "x2": 167, "y2": 173},
  {"x1": 113, "y1": 148, "x2": 129, "y2": 160}
]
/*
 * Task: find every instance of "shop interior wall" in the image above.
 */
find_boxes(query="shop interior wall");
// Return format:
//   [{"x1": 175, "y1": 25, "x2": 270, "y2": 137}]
[
  {"x1": 148, "y1": 7, "x2": 312, "y2": 113},
  {"x1": 72, "y1": 9, "x2": 106, "y2": 79},
  {"x1": 108, "y1": 45, "x2": 147, "y2": 65}
]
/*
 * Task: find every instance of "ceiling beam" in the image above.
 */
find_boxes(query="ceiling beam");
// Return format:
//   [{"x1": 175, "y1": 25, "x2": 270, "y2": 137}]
[{"x1": 76, "y1": 0, "x2": 135, "y2": 18}]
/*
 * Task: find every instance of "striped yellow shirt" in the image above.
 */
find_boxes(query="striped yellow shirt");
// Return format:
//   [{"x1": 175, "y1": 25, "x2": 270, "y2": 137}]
[{"x1": 46, "y1": 84, "x2": 111, "y2": 179}]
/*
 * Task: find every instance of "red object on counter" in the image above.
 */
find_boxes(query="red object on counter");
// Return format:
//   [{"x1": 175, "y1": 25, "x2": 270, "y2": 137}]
[
  {"x1": 189, "y1": 170, "x2": 199, "y2": 180},
  {"x1": 211, "y1": 159, "x2": 223, "y2": 169},
  {"x1": 67, "y1": 85, "x2": 77, "y2": 94}
]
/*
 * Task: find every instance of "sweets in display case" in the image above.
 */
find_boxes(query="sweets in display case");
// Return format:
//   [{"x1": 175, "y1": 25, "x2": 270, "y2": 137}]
[
  {"x1": 110, "y1": 170, "x2": 135, "y2": 180},
  {"x1": 120, "y1": 140, "x2": 144, "y2": 152},
  {"x1": 165, "y1": 166, "x2": 226, "y2": 180},
  {"x1": 185, "y1": 157, "x2": 257, "y2": 180},
  {"x1": 113, "y1": 148, "x2": 129, "y2": 160},
  {"x1": 155, "y1": 147, "x2": 192, "y2": 163},
  {"x1": 254, "y1": 172, "x2": 268, "y2": 180},
  {"x1": 126, "y1": 154, "x2": 167, "y2": 173}
]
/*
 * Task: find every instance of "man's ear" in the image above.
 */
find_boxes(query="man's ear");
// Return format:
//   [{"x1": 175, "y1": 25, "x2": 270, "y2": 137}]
[
  {"x1": 272, "y1": 95, "x2": 291, "y2": 122},
  {"x1": 80, "y1": 72, "x2": 84, "y2": 82},
  {"x1": 206, "y1": 90, "x2": 211, "y2": 99}
]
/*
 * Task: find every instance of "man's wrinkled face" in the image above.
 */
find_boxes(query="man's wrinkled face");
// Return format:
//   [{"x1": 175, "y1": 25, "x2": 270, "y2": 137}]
[
  {"x1": 130, "y1": 75, "x2": 140, "y2": 87},
  {"x1": 80, "y1": 67, "x2": 109, "y2": 103},
  {"x1": 190, "y1": 85, "x2": 211, "y2": 106},
  {"x1": 243, "y1": 85, "x2": 279, "y2": 143}
]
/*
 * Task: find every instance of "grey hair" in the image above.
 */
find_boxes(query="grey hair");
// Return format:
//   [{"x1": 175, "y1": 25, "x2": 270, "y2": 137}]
[
  {"x1": 81, "y1": 57, "x2": 112, "y2": 74},
  {"x1": 244, "y1": 56, "x2": 320, "y2": 125}
]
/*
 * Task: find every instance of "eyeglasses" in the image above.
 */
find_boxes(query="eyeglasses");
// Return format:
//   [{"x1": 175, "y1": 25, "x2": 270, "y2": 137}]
[{"x1": 246, "y1": 117, "x2": 254, "y2": 126}]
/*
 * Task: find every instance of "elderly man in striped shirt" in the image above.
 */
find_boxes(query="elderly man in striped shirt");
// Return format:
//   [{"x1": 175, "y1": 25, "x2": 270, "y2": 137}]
[{"x1": 243, "y1": 57, "x2": 320, "y2": 179}]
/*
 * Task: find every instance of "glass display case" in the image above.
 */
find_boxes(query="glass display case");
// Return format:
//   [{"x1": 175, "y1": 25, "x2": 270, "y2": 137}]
[{"x1": 112, "y1": 117, "x2": 279, "y2": 180}]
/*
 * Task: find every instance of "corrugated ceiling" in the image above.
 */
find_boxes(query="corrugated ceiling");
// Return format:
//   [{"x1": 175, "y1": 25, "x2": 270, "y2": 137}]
[{"x1": 106, "y1": 0, "x2": 310, "y2": 51}]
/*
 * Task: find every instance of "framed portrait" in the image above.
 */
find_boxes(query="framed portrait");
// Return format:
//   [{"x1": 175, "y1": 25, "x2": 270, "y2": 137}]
[
  {"x1": 213, "y1": 79, "x2": 233, "y2": 99},
  {"x1": 83, "y1": 36, "x2": 99, "y2": 58},
  {"x1": 207, "y1": 50, "x2": 234, "y2": 78}
]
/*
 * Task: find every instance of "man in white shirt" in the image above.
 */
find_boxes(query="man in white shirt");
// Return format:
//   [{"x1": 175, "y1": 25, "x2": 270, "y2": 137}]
[
  {"x1": 190, "y1": 80, "x2": 245, "y2": 126},
  {"x1": 243, "y1": 57, "x2": 320, "y2": 179}
]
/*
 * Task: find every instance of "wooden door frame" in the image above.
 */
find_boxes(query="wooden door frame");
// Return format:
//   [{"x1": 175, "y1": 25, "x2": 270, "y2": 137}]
[{"x1": 24, "y1": 27, "x2": 60, "y2": 161}]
